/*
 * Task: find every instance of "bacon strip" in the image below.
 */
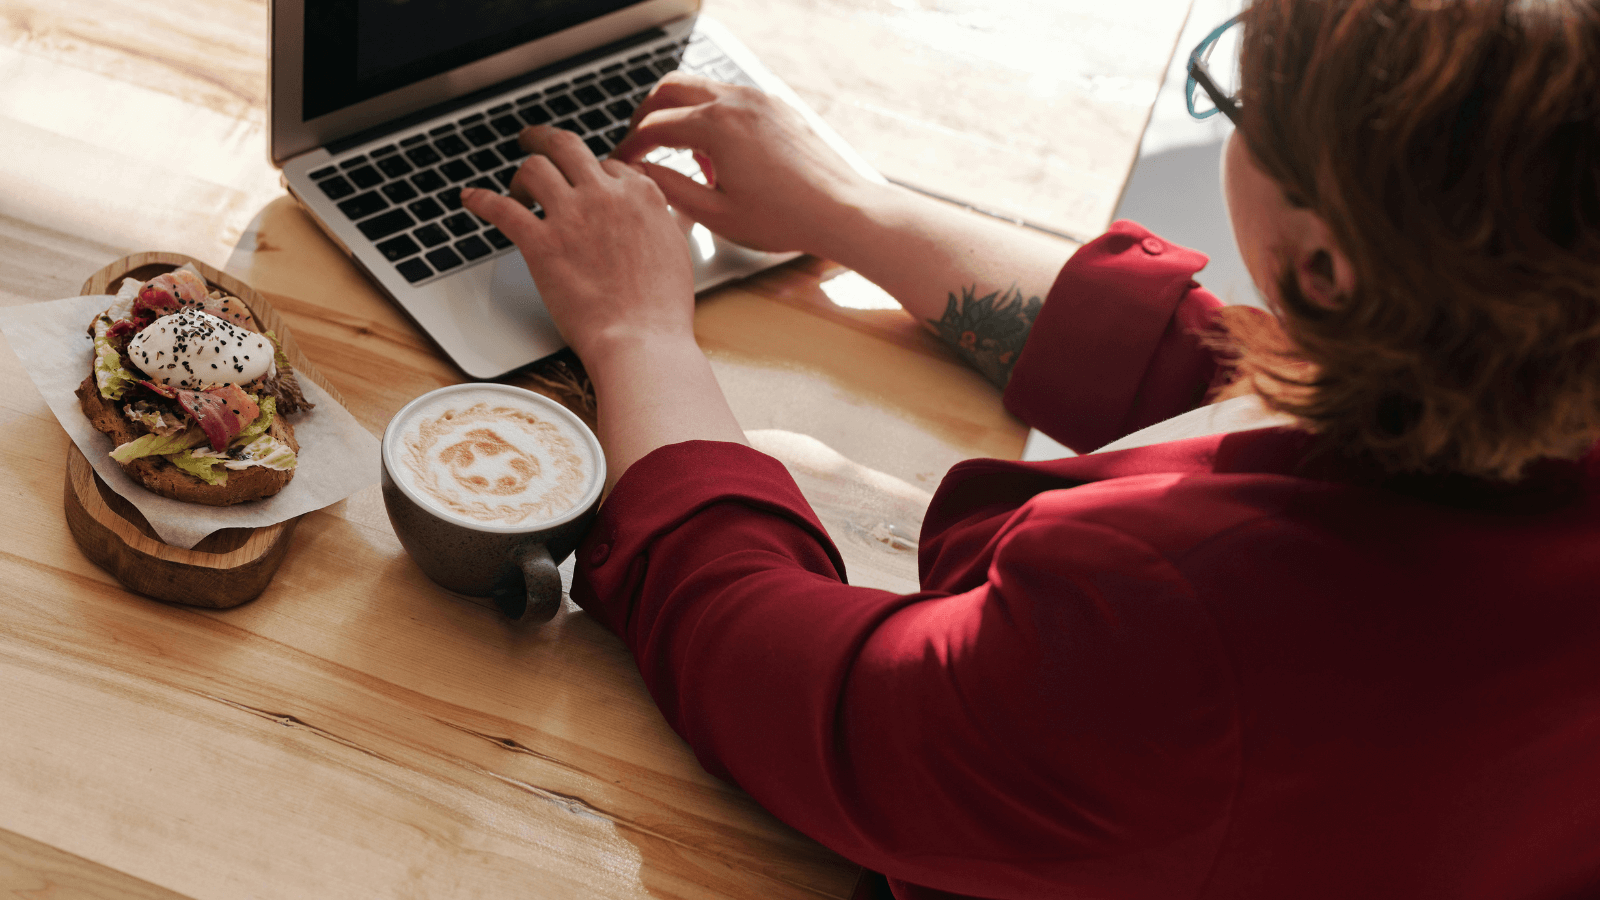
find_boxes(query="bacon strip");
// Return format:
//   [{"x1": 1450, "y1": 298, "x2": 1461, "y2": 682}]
[{"x1": 137, "y1": 380, "x2": 259, "y2": 451}]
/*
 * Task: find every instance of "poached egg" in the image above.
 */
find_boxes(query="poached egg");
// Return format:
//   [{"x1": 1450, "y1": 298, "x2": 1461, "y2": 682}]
[{"x1": 127, "y1": 308, "x2": 276, "y2": 391}]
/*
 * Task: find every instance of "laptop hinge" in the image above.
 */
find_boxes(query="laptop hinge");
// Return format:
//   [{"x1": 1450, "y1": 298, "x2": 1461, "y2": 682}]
[{"x1": 326, "y1": 26, "x2": 670, "y2": 155}]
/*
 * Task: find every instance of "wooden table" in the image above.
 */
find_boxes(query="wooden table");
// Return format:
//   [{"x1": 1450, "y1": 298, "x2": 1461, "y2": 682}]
[{"x1": 0, "y1": 1, "x2": 1191, "y2": 896}]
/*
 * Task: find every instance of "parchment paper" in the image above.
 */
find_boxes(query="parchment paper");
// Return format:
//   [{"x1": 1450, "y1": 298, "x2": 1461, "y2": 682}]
[{"x1": 0, "y1": 287, "x2": 381, "y2": 549}]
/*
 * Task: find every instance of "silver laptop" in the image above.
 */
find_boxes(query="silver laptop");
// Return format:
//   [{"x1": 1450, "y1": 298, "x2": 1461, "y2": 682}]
[{"x1": 269, "y1": 0, "x2": 881, "y2": 379}]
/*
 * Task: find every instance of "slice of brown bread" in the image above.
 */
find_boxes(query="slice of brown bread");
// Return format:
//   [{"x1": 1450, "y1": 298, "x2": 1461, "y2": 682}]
[{"x1": 76, "y1": 375, "x2": 299, "y2": 506}]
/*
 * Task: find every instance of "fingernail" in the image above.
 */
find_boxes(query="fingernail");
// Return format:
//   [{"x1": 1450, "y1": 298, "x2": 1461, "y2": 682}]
[{"x1": 460, "y1": 188, "x2": 478, "y2": 202}]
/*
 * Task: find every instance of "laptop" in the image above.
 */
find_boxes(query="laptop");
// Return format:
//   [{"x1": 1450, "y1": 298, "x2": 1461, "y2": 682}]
[{"x1": 269, "y1": 0, "x2": 882, "y2": 379}]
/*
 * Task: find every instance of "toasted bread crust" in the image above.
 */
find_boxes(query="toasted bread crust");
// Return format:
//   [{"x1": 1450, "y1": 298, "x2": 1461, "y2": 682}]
[{"x1": 76, "y1": 375, "x2": 298, "y2": 506}]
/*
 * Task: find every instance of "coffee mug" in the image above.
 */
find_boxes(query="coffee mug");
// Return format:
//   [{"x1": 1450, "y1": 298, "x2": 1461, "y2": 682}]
[{"x1": 381, "y1": 383, "x2": 605, "y2": 621}]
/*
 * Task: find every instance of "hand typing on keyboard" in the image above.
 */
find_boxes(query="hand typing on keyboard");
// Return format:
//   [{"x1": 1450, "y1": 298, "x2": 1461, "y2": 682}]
[
  {"x1": 460, "y1": 125, "x2": 695, "y2": 365},
  {"x1": 609, "y1": 72, "x2": 881, "y2": 263}
]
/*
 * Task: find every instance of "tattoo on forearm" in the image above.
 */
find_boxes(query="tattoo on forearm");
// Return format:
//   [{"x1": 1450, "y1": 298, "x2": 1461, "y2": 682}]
[{"x1": 927, "y1": 284, "x2": 1043, "y2": 388}]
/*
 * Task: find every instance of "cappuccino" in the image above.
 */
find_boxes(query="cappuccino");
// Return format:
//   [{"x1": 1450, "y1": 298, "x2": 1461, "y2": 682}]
[{"x1": 389, "y1": 387, "x2": 599, "y2": 528}]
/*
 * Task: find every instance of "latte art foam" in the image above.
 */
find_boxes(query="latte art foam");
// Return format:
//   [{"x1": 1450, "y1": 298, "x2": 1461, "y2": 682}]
[{"x1": 393, "y1": 391, "x2": 596, "y2": 527}]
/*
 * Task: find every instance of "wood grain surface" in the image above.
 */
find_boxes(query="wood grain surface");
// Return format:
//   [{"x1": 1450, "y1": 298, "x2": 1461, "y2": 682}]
[{"x1": 0, "y1": 0, "x2": 1188, "y2": 896}]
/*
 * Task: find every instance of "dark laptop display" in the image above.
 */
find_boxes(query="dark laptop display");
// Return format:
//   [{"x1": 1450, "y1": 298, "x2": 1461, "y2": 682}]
[{"x1": 304, "y1": 0, "x2": 641, "y2": 120}]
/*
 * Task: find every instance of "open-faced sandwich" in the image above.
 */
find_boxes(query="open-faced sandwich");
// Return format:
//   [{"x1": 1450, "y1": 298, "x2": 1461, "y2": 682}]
[{"x1": 75, "y1": 268, "x2": 314, "y2": 506}]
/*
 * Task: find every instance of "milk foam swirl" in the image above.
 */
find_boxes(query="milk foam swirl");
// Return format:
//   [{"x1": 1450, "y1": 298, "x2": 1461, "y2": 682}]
[{"x1": 395, "y1": 397, "x2": 594, "y2": 527}]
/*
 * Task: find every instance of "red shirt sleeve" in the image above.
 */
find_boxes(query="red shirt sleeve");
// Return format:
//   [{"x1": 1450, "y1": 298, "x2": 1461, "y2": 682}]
[
  {"x1": 1004, "y1": 221, "x2": 1226, "y2": 452},
  {"x1": 571, "y1": 442, "x2": 1239, "y2": 898}
]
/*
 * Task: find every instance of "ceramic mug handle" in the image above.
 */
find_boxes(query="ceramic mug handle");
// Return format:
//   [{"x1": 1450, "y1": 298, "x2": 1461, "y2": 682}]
[{"x1": 492, "y1": 542, "x2": 563, "y2": 622}]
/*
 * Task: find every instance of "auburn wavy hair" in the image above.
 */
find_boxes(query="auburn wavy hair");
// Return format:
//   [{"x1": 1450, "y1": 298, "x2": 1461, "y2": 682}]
[{"x1": 1220, "y1": 0, "x2": 1600, "y2": 479}]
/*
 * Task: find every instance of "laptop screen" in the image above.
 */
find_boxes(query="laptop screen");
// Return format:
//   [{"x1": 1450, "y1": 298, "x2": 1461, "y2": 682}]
[{"x1": 304, "y1": 0, "x2": 643, "y2": 122}]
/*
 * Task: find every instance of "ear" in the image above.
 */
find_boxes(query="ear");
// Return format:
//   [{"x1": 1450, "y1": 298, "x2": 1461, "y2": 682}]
[{"x1": 1291, "y1": 213, "x2": 1356, "y2": 308}]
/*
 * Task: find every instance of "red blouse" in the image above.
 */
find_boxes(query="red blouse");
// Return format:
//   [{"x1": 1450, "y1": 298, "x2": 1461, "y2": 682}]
[{"x1": 571, "y1": 221, "x2": 1600, "y2": 899}]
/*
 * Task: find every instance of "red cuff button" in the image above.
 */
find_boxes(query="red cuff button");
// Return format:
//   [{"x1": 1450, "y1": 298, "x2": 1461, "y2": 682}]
[{"x1": 1141, "y1": 237, "x2": 1165, "y2": 255}]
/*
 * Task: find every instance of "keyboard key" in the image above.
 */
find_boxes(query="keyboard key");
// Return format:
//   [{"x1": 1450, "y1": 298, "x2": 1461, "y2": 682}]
[
  {"x1": 381, "y1": 180, "x2": 418, "y2": 203},
  {"x1": 317, "y1": 175, "x2": 355, "y2": 200},
  {"x1": 376, "y1": 155, "x2": 413, "y2": 179},
  {"x1": 465, "y1": 176, "x2": 497, "y2": 192},
  {"x1": 601, "y1": 62, "x2": 625, "y2": 74},
  {"x1": 358, "y1": 208, "x2": 416, "y2": 240},
  {"x1": 400, "y1": 133, "x2": 428, "y2": 146},
  {"x1": 435, "y1": 134, "x2": 470, "y2": 157},
  {"x1": 606, "y1": 99, "x2": 635, "y2": 120},
  {"x1": 456, "y1": 235, "x2": 492, "y2": 260},
  {"x1": 408, "y1": 196, "x2": 445, "y2": 221},
  {"x1": 339, "y1": 155, "x2": 368, "y2": 169},
  {"x1": 371, "y1": 144, "x2": 398, "y2": 157},
  {"x1": 467, "y1": 149, "x2": 501, "y2": 172},
  {"x1": 488, "y1": 102, "x2": 513, "y2": 115},
  {"x1": 425, "y1": 246, "x2": 463, "y2": 271},
  {"x1": 309, "y1": 165, "x2": 337, "y2": 180},
  {"x1": 405, "y1": 144, "x2": 442, "y2": 167},
  {"x1": 491, "y1": 115, "x2": 523, "y2": 136},
  {"x1": 439, "y1": 187, "x2": 463, "y2": 210},
  {"x1": 579, "y1": 109, "x2": 611, "y2": 131},
  {"x1": 606, "y1": 126, "x2": 629, "y2": 146},
  {"x1": 544, "y1": 81, "x2": 569, "y2": 94},
  {"x1": 410, "y1": 169, "x2": 446, "y2": 193},
  {"x1": 493, "y1": 166, "x2": 518, "y2": 189},
  {"x1": 414, "y1": 223, "x2": 449, "y2": 247},
  {"x1": 439, "y1": 159, "x2": 475, "y2": 182},
  {"x1": 462, "y1": 124, "x2": 497, "y2": 146},
  {"x1": 574, "y1": 85, "x2": 606, "y2": 106},
  {"x1": 601, "y1": 76, "x2": 632, "y2": 97},
  {"x1": 496, "y1": 138, "x2": 526, "y2": 162},
  {"x1": 627, "y1": 67, "x2": 656, "y2": 87},
  {"x1": 396, "y1": 257, "x2": 433, "y2": 283},
  {"x1": 546, "y1": 94, "x2": 579, "y2": 116},
  {"x1": 347, "y1": 165, "x2": 383, "y2": 189},
  {"x1": 652, "y1": 58, "x2": 678, "y2": 75},
  {"x1": 429, "y1": 123, "x2": 457, "y2": 136},
  {"x1": 553, "y1": 119, "x2": 583, "y2": 135},
  {"x1": 574, "y1": 72, "x2": 597, "y2": 84},
  {"x1": 459, "y1": 112, "x2": 485, "y2": 124},
  {"x1": 627, "y1": 53, "x2": 651, "y2": 64},
  {"x1": 337, "y1": 190, "x2": 388, "y2": 220},
  {"x1": 585, "y1": 136, "x2": 611, "y2": 156},
  {"x1": 516, "y1": 92, "x2": 543, "y2": 106},
  {"x1": 520, "y1": 104, "x2": 553, "y2": 126},
  {"x1": 376, "y1": 234, "x2": 421, "y2": 261},
  {"x1": 484, "y1": 227, "x2": 513, "y2": 249}
]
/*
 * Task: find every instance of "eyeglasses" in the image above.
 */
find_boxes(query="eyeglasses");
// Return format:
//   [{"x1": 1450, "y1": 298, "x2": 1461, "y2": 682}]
[{"x1": 1187, "y1": 15, "x2": 1242, "y2": 126}]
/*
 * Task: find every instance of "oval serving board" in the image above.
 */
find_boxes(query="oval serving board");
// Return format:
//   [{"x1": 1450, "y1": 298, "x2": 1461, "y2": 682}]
[{"x1": 64, "y1": 252, "x2": 342, "y2": 608}]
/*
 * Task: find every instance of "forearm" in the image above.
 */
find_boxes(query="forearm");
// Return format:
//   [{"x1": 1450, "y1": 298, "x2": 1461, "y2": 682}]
[
  {"x1": 817, "y1": 183, "x2": 1074, "y2": 387},
  {"x1": 583, "y1": 332, "x2": 746, "y2": 491}
]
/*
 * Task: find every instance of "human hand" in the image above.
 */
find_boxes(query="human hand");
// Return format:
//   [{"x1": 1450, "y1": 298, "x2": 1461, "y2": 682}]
[
  {"x1": 461, "y1": 126, "x2": 696, "y2": 362},
  {"x1": 610, "y1": 73, "x2": 883, "y2": 258}
]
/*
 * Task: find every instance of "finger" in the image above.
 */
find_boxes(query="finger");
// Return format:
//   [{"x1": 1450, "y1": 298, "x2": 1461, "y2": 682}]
[
  {"x1": 598, "y1": 157, "x2": 644, "y2": 181},
  {"x1": 629, "y1": 72, "x2": 723, "y2": 129},
  {"x1": 611, "y1": 103, "x2": 713, "y2": 164},
  {"x1": 638, "y1": 160, "x2": 724, "y2": 222},
  {"x1": 461, "y1": 188, "x2": 543, "y2": 247},
  {"x1": 519, "y1": 125, "x2": 604, "y2": 185},
  {"x1": 509, "y1": 153, "x2": 571, "y2": 211}
]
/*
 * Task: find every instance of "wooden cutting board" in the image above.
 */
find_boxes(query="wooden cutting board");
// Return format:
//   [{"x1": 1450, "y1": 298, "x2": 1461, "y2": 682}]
[{"x1": 63, "y1": 251, "x2": 342, "y2": 608}]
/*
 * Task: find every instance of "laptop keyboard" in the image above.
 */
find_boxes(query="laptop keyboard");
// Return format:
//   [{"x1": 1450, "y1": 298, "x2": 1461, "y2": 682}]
[{"x1": 305, "y1": 31, "x2": 757, "y2": 286}]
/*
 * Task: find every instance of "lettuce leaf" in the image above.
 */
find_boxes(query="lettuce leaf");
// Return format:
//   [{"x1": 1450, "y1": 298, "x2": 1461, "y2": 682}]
[
  {"x1": 223, "y1": 434, "x2": 297, "y2": 471},
  {"x1": 109, "y1": 428, "x2": 204, "y2": 463},
  {"x1": 233, "y1": 397, "x2": 276, "y2": 444},
  {"x1": 91, "y1": 294, "x2": 140, "y2": 400},
  {"x1": 169, "y1": 451, "x2": 229, "y2": 486},
  {"x1": 264, "y1": 330, "x2": 289, "y2": 374}
]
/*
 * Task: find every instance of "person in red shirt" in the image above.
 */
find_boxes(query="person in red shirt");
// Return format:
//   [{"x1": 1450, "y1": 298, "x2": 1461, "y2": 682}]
[{"x1": 463, "y1": 0, "x2": 1600, "y2": 896}]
